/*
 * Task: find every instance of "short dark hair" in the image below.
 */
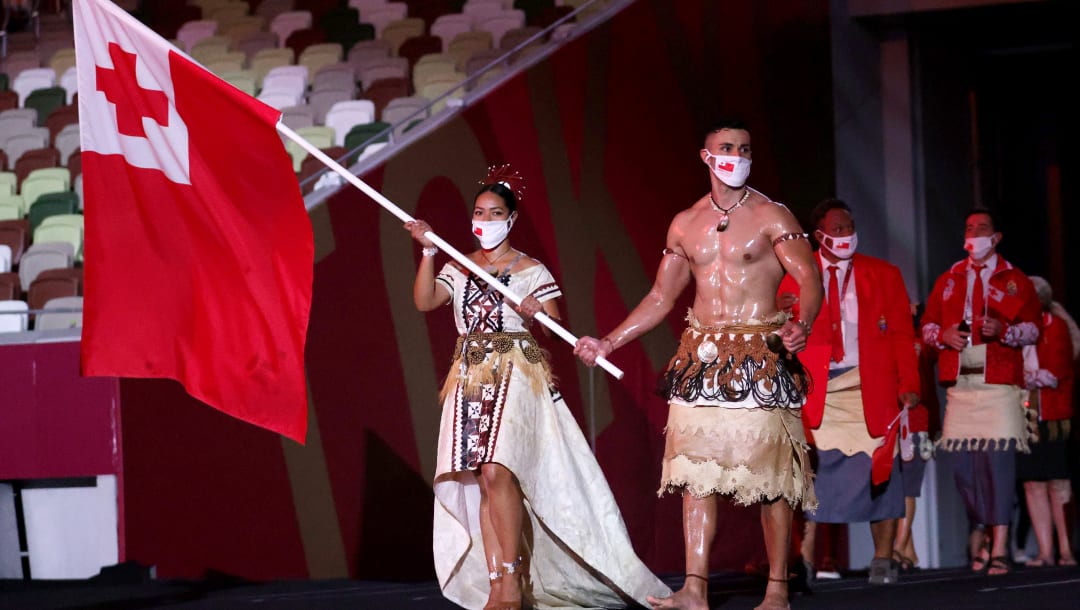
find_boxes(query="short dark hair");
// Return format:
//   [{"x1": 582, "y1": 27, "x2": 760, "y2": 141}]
[
  {"x1": 475, "y1": 182, "x2": 518, "y2": 213},
  {"x1": 703, "y1": 118, "x2": 750, "y2": 147},
  {"x1": 810, "y1": 197, "x2": 853, "y2": 232},
  {"x1": 965, "y1": 207, "x2": 996, "y2": 231}
]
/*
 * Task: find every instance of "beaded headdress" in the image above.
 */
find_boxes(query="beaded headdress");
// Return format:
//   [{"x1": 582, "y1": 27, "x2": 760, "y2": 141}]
[{"x1": 479, "y1": 163, "x2": 526, "y2": 201}]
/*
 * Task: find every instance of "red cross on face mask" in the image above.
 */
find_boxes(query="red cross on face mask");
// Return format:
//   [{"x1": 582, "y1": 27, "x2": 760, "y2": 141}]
[{"x1": 96, "y1": 42, "x2": 170, "y2": 138}]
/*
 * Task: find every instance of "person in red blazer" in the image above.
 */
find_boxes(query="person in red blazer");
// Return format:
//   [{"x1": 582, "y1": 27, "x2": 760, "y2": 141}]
[
  {"x1": 779, "y1": 198, "x2": 919, "y2": 585},
  {"x1": 920, "y1": 208, "x2": 1040, "y2": 576},
  {"x1": 1017, "y1": 276, "x2": 1076, "y2": 567}
]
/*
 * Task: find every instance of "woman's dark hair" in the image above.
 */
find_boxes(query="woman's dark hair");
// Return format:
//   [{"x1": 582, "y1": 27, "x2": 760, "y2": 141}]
[{"x1": 475, "y1": 182, "x2": 518, "y2": 213}]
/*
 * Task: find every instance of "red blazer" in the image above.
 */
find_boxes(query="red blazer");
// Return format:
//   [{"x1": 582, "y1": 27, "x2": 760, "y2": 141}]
[
  {"x1": 779, "y1": 253, "x2": 920, "y2": 438},
  {"x1": 1036, "y1": 311, "x2": 1075, "y2": 421},
  {"x1": 921, "y1": 257, "x2": 1040, "y2": 386}
]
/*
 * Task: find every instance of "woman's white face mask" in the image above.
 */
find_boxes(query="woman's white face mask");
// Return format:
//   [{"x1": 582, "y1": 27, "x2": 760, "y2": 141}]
[
  {"x1": 703, "y1": 152, "x2": 752, "y2": 188},
  {"x1": 472, "y1": 217, "x2": 514, "y2": 249}
]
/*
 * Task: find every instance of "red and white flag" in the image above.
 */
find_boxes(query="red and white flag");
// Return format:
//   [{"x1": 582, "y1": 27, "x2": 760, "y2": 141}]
[{"x1": 73, "y1": 0, "x2": 314, "y2": 443}]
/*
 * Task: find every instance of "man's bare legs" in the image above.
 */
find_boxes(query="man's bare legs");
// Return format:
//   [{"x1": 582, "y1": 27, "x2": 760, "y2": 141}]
[
  {"x1": 799, "y1": 520, "x2": 816, "y2": 570},
  {"x1": 1024, "y1": 481, "x2": 1056, "y2": 565},
  {"x1": 647, "y1": 493, "x2": 715, "y2": 610},
  {"x1": 870, "y1": 519, "x2": 898, "y2": 560},
  {"x1": 893, "y1": 497, "x2": 919, "y2": 567},
  {"x1": 758, "y1": 499, "x2": 792, "y2": 610},
  {"x1": 477, "y1": 464, "x2": 525, "y2": 608}
]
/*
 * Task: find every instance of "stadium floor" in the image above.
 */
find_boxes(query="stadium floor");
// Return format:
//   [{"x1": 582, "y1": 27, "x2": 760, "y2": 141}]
[{"x1": 2, "y1": 563, "x2": 1079, "y2": 609}]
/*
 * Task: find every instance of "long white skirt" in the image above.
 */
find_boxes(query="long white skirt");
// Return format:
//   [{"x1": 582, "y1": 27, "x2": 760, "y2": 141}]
[{"x1": 433, "y1": 369, "x2": 671, "y2": 609}]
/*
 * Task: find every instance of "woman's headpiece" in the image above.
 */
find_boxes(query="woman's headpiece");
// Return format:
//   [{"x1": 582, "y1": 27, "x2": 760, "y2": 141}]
[{"x1": 479, "y1": 163, "x2": 526, "y2": 201}]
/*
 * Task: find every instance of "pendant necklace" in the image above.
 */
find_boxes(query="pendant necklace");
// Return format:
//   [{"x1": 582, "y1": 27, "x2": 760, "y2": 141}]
[{"x1": 711, "y1": 188, "x2": 750, "y2": 232}]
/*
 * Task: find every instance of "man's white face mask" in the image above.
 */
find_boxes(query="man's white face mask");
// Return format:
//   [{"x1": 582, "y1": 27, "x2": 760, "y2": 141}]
[
  {"x1": 964, "y1": 235, "x2": 995, "y2": 260},
  {"x1": 703, "y1": 152, "x2": 751, "y2": 188},
  {"x1": 472, "y1": 217, "x2": 513, "y2": 249},
  {"x1": 816, "y1": 231, "x2": 858, "y2": 260}
]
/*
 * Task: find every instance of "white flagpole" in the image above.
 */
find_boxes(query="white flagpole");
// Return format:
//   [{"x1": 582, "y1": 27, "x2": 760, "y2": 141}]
[{"x1": 278, "y1": 123, "x2": 624, "y2": 380}]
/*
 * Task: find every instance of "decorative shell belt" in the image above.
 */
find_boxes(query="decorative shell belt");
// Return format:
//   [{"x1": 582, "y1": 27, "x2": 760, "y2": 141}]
[{"x1": 453, "y1": 331, "x2": 544, "y2": 366}]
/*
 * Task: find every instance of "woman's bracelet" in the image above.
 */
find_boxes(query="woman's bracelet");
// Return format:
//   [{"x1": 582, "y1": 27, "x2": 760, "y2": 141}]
[
  {"x1": 601, "y1": 337, "x2": 615, "y2": 353},
  {"x1": 421, "y1": 246, "x2": 438, "y2": 257},
  {"x1": 794, "y1": 319, "x2": 811, "y2": 335}
]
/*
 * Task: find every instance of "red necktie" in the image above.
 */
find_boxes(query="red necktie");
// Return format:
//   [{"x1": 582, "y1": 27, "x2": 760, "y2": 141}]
[
  {"x1": 827, "y1": 265, "x2": 845, "y2": 362},
  {"x1": 971, "y1": 264, "x2": 985, "y2": 345}
]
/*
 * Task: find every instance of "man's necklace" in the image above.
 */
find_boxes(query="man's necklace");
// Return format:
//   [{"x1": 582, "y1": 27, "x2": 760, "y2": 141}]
[{"x1": 710, "y1": 188, "x2": 751, "y2": 232}]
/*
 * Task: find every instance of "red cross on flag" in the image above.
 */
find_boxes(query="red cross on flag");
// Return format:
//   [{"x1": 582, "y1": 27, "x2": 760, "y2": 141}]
[{"x1": 73, "y1": 0, "x2": 314, "y2": 443}]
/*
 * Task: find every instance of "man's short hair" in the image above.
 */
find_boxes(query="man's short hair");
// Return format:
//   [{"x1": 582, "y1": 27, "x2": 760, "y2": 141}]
[
  {"x1": 810, "y1": 197, "x2": 853, "y2": 232},
  {"x1": 965, "y1": 207, "x2": 997, "y2": 231},
  {"x1": 703, "y1": 118, "x2": 749, "y2": 146}
]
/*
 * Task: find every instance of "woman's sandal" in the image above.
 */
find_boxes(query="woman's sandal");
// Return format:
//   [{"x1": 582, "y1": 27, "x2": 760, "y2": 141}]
[
  {"x1": 892, "y1": 550, "x2": 916, "y2": 571},
  {"x1": 970, "y1": 538, "x2": 991, "y2": 573},
  {"x1": 1059, "y1": 555, "x2": 1078, "y2": 567},
  {"x1": 987, "y1": 556, "x2": 1011, "y2": 576}
]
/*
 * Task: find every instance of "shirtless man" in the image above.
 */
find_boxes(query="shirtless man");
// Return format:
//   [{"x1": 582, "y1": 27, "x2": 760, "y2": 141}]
[{"x1": 575, "y1": 119, "x2": 822, "y2": 610}]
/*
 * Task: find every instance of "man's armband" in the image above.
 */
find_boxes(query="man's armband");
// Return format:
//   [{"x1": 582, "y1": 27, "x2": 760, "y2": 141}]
[{"x1": 772, "y1": 232, "x2": 808, "y2": 247}]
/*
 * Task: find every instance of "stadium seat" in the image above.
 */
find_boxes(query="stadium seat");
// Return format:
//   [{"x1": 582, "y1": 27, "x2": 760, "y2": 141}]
[
  {"x1": 417, "y1": 72, "x2": 465, "y2": 113},
  {"x1": 324, "y1": 99, "x2": 376, "y2": 146},
  {"x1": 380, "y1": 17, "x2": 425, "y2": 56},
  {"x1": 28, "y1": 267, "x2": 82, "y2": 313},
  {"x1": 176, "y1": 19, "x2": 219, "y2": 52},
  {"x1": 44, "y1": 104, "x2": 79, "y2": 144},
  {"x1": 35, "y1": 295, "x2": 84, "y2": 330},
  {"x1": 0, "y1": 244, "x2": 10, "y2": 272},
  {"x1": 398, "y1": 35, "x2": 444, "y2": 69},
  {"x1": 24, "y1": 87, "x2": 67, "y2": 127},
  {"x1": 32, "y1": 223, "x2": 82, "y2": 264},
  {"x1": 362, "y1": 76, "x2": 410, "y2": 119},
  {"x1": 0, "y1": 196, "x2": 22, "y2": 221},
  {"x1": 412, "y1": 53, "x2": 457, "y2": 92},
  {"x1": 269, "y1": 10, "x2": 313, "y2": 47},
  {"x1": 382, "y1": 95, "x2": 429, "y2": 136},
  {"x1": 285, "y1": 125, "x2": 335, "y2": 171},
  {"x1": 365, "y1": 3, "x2": 409, "y2": 38},
  {"x1": 343, "y1": 120, "x2": 391, "y2": 155},
  {"x1": 280, "y1": 104, "x2": 317, "y2": 131},
  {"x1": 0, "y1": 218, "x2": 30, "y2": 266},
  {"x1": 59, "y1": 66, "x2": 78, "y2": 104},
  {"x1": 357, "y1": 56, "x2": 408, "y2": 90},
  {"x1": 1, "y1": 129, "x2": 49, "y2": 170},
  {"x1": 284, "y1": 27, "x2": 328, "y2": 59},
  {"x1": 25, "y1": 167, "x2": 71, "y2": 190},
  {"x1": 27, "y1": 191, "x2": 77, "y2": 234},
  {"x1": 0, "y1": 272, "x2": 19, "y2": 300},
  {"x1": 0, "y1": 299, "x2": 29, "y2": 332},
  {"x1": 347, "y1": 39, "x2": 392, "y2": 68},
  {"x1": 448, "y1": 30, "x2": 494, "y2": 71},
  {"x1": 215, "y1": 68, "x2": 254, "y2": 95},
  {"x1": 14, "y1": 147, "x2": 61, "y2": 189},
  {"x1": 18, "y1": 240, "x2": 74, "y2": 291},
  {"x1": 312, "y1": 63, "x2": 358, "y2": 93},
  {"x1": 431, "y1": 14, "x2": 472, "y2": 52},
  {"x1": 231, "y1": 31, "x2": 280, "y2": 64},
  {"x1": 308, "y1": 87, "x2": 354, "y2": 124},
  {"x1": 250, "y1": 47, "x2": 296, "y2": 85}
]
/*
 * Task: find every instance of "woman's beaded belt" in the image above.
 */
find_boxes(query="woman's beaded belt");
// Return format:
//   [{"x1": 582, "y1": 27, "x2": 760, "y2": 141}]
[{"x1": 453, "y1": 331, "x2": 543, "y2": 365}]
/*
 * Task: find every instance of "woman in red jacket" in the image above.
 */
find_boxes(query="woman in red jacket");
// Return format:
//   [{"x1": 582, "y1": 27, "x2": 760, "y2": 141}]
[{"x1": 1017, "y1": 276, "x2": 1077, "y2": 567}]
